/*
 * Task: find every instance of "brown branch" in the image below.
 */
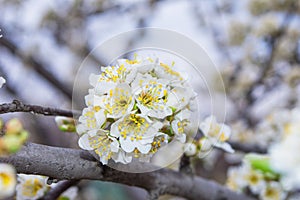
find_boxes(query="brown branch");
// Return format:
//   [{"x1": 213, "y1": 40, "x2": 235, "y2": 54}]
[
  {"x1": 0, "y1": 143, "x2": 255, "y2": 200},
  {"x1": 43, "y1": 180, "x2": 79, "y2": 200},
  {"x1": 0, "y1": 100, "x2": 80, "y2": 117}
]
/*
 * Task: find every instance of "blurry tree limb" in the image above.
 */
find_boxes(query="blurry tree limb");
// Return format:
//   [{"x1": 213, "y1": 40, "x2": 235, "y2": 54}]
[
  {"x1": 229, "y1": 141, "x2": 267, "y2": 154},
  {"x1": 0, "y1": 143, "x2": 255, "y2": 200},
  {"x1": 0, "y1": 100, "x2": 80, "y2": 117},
  {"x1": 0, "y1": 37, "x2": 72, "y2": 99},
  {"x1": 43, "y1": 180, "x2": 79, "y2": 200}
]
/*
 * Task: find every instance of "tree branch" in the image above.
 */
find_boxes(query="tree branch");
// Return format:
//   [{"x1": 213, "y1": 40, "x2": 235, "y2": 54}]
[
  {"x1": 0, "y1": 143, "x2": 255, "y2": 200},
  {"x1": 229, "y1": 141, "x2": 267, "y2": 154},
  {"x1": 0, "y1": 100, "x2": 80, "y2": 117}
]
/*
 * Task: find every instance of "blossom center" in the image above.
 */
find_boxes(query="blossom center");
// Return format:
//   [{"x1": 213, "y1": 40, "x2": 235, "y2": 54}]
[
  {"x1": 0, "y1": 173, "x2": 12, "y2": 187},
  {"x1": 22, "y1": 179, "x2": 43, "y2": 197},
  {"x1": 118, "y1": 114, "x2": 149, "y2": 140}
]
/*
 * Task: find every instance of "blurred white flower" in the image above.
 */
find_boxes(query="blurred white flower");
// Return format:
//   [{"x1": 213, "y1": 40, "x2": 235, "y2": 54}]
[
  {"x1": 0, "y1": 164, "x2": 16, "y2": 199},
  {"x1": 269, "y1": 123, "x2": 300, "y2": 190},
  {"x1": 243, "y1": 166, "x2": 266, "y2": 194},
  {"x1": 16, "y1": 174, "x2": 48, "y2": 200},
  {"x1": 77, "y1": 56, "x2": 197, "y2": 165},
  {"x1": 200, "y1": 116, "x2": 234, "y2": 153},
  {"x1": 259, "y1": 181, "x2": 286, "y2": 200},
  {"x1": 226, "y1": 166, "x2": 247, "y2": 193},
  {"x1": 0, "y1": 77, "x2": 6, "y2": 88},
  {"x1": 226, "y1": 159, "x2": 267, "y2": 196}
]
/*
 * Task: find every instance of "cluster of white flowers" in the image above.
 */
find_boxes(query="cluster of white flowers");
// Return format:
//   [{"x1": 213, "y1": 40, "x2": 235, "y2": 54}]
[
  {"x1": 226, "y1": 108, "x2": 300, "y2": 199},
  {"x1": 269, "y1": 110, "x2": 300, "y2": 191},
  {"x1": 0, "y1": 163, "x2": 16, "y2": 199},
  {"x1": 77, "y1": 56, "x2": 197, "y2": 165},
  {"x1": 226, "y1": 155, "x2": 286, "y2": 200}
]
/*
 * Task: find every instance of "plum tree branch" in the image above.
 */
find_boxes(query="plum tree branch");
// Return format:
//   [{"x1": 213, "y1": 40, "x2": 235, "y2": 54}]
[
  {"x1": 0, "y1": 100, "x2": 80, "y2": 117},
  {"x1": 0, "y1": 143, "x2": 255, "y2": 200}
]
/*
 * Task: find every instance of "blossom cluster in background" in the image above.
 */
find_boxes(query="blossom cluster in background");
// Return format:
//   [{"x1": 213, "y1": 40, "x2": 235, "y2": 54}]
[
  {"x1": 77, "y1": 56, "x2": 198, "y2": 165},
  {"x1": 226, "y1": 154, "x2": 286, "y2": 200},
  {"x1": 226, "y1": 108, "x2": 300, "y2": 200}
]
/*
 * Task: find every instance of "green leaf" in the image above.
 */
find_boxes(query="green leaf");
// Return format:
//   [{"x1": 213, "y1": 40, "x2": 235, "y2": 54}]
[{"x1": 245, "y1": 154, "x2": 279, "y2": 178}]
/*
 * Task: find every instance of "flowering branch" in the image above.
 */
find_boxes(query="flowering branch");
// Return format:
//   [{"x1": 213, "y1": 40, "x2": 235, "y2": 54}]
[
  {"x1": 0, "y1": 100, "x2": 80, "y2": 117},
  {"x1": 0, "y1": 143, "x2": 255, "y2": 200}
]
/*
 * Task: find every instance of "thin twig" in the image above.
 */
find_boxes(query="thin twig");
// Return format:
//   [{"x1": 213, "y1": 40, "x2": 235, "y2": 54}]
[
  {"x1": 43, "y1": 180, "x2": 79, "y2": 200},
  {"x1": 0, "y1": 100, "x2": 80, "y2": 117}
]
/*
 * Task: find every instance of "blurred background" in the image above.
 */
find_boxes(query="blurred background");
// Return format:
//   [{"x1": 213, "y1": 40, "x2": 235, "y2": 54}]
[{"x1": 0, "y1": 0, "x2": 300, "y2": 199}]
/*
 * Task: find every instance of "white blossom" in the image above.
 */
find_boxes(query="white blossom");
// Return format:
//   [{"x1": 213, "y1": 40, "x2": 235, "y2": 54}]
[
  {"x1": 0, "y1": 164, "x2": 16, "y2": 199},
  {"x1": 199, "y1": 115, "x2": 234, "y2": 153},
  {"x1": 259, "y1": 182, "x2": 286, "y2": 200},
  {"x1": 16, "y1": 174, "x2": 48, "y2": 200},
  {"x1": 171, "y1": 109, "x2": 193, "y2": 143},
  {"x1": 226, "y1": 166, "x2": 248, "y2": 193},
  {"x1": 77, "y1": 106, "x2": 106, "y2": 135},
  {"x1": 111, "y1": 113, "x2": 163, "y2": 154},
  {"x1": 134, "y1": 80, "x2": 172, "y2": 119},
  {"x1": 98, "y1": 83, "x2": 134, "y2": 119},
  {"x1": 78, "y1": 129, "x2": 131, "y2": 164},
  {"x1": 269, "y1": 123, "x2": 300, "y2": 190}
]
